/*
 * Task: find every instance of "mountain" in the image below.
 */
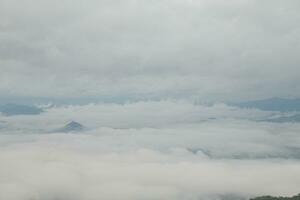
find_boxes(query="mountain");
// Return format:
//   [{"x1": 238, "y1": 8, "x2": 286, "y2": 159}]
[
  {"x1": 55, "y1": 121, "x2": 84, "y2": 133},
  {"x1": 263, "y1": 114, "x2": 300, "y2": 123},
  {"x1": 233, "y1": 98, "x2": 300, "y2": 112},
  {"x1": 250, "y1": 194, "x2": 300, "y2": 200},
  {"x1": 0, "y1": 103, "x2": 44, "y2": 116}
]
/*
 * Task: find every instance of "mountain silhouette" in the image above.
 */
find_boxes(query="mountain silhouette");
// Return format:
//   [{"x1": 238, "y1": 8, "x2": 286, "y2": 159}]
[{"x1": 55, "y1": 121, "x2": 84, "y2": 133}]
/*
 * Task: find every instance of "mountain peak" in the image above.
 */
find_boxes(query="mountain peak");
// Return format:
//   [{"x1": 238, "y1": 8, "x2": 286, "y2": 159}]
[{"x1": 56, "y1": 121, "x2": 84, "y2": 133}]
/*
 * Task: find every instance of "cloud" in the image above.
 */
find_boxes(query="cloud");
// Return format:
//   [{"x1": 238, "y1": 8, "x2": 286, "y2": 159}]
[
  {"x1": 1, "y1": 101, "x2": 299, "y2": 158},
  {"x1": 0, "y1": 0, "x2": 300, "y2": 100},
  {"x1": 0, "y1": 100, "x2": 275, "y2": 129},
  {"x1": 1, "y1": 139, "x2": 300, "y2": 200},
  {"x1": 0, "y1": 102, "x2": 300, "y2": 199}
]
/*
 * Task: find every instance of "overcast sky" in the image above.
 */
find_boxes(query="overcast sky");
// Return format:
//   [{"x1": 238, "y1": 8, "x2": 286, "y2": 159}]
[{"x1": 1, "y1": 0, "x2": 300, "y2": 101}]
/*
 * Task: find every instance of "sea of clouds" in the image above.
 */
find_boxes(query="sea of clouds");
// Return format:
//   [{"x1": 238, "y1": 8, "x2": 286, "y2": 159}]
[
  {"x1": 1, "y1": 101, "x2": 300, "y2": 200},
  {"x1": 1, "y1": 0, "x2": 300, "y2": 198}
]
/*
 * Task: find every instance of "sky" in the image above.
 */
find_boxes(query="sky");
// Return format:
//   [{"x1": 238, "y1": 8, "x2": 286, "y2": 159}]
[{"x1": 0, "y1": 0, "x2": 300, "y2": 101}]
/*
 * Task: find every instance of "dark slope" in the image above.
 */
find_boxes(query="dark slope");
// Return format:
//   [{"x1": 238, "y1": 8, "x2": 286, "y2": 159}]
[{"x1": 250, "y1": 194, "x2": 300, "y2": 200}]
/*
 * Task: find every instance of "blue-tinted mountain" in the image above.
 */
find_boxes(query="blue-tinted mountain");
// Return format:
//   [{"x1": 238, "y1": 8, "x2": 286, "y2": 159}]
[
  {"x1": 0, "y1": 103, "x2": 44, "y2": 116},
  {"x1": 233, "y1": 98, "x2": 300, "y2": 112},
  {"x1": 263, "y1": 114, "x2": 300, "y2": 123}
]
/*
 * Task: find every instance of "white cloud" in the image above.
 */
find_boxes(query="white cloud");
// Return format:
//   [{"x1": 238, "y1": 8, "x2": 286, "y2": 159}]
[
  {"x1": 1, "y1": 139, "x2": 300, "y2": 200},
  {"x1": 0, "y1": 102, "x2": 300, "y2": 199}
]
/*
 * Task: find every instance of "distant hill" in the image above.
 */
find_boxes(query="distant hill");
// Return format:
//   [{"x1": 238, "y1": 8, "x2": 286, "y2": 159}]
[
  {"x1": 233, "y1": 98, "x2": 300, "y2": 112},
  {"x1": 0, "y1": 103, "x2": 44, "y2": 116},
  {"x1": 263, "y1": 114, "x2": 300, "y2": 123},
  {"x1": 55, "y1": 121, "x2": 84, "y2": 133},
  {"x1": 250, "y1": 194, "x2": 300, "y2": 200}
]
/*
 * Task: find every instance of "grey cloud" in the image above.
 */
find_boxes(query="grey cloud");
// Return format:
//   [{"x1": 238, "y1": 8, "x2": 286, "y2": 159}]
[{"x1": 0, "y1": 0, "x2": 300, "y2": 100}]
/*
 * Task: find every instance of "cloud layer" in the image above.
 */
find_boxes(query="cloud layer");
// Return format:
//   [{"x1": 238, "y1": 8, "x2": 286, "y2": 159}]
[
  {"x1": 1, "y1": 143, "x2": 300, "y2": 200},
  {"x1": 1, "y1": 102, "x2": 300, "y2": 199}
]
